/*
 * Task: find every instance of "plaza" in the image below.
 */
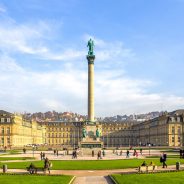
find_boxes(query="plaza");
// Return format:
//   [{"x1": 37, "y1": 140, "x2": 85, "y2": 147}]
[{"x1": 0, "y1": 147, "x2": 184, "y2": 184}]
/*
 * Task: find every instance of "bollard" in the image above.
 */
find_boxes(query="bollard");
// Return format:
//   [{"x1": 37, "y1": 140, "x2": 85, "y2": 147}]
[
  {"x1": 176, "y1": 162, "x2": 180, "y2": 170},
  {"x1": 3, "y1": 164, "x2": 7, "y2": 173}
]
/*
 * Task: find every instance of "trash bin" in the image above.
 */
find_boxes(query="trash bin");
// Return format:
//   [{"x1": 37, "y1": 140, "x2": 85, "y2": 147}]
[
  {"x1": 176, "y1": 162, "x2": 180, "y2": 170},
  {"x1": 3, "y1": 164, "x2": 7, "y2": 173}
]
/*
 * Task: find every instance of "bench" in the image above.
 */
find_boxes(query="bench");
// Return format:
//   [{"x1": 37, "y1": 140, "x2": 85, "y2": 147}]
[
  {"x1": 26, "y1": 166, "x2": 45, "y2": 174},
  {"x1": 138, "y1": 165, "x2": 157, "y2": 173}
]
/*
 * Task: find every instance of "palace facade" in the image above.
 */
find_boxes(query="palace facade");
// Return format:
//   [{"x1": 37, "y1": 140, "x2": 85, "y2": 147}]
[
  {"x1": 0, "y1": 109, "x2": 184, "y2": 148},
  {"x1": 0, "y1": 110, "x2": 46, "y2": 148}
]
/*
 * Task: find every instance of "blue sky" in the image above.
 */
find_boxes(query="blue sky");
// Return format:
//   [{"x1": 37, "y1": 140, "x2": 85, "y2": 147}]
[{"x1": 0, "y1": 0, "x2": 184, "y2": 116}]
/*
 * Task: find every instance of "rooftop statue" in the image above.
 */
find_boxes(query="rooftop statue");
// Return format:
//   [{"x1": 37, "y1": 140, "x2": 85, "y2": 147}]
[{"x1": 87, "y1": 38, "x2": 94, "y2": 56}]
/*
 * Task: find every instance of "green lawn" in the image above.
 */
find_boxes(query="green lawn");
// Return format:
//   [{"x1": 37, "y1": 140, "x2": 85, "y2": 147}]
[
  {"x1": 0, "y1": 174, "x2": 72, "y2": 184},
  {"x1": 0, "y1": 158, "x2": 183, "y2": 170},
  {"x1": 0, "y1": 157, "x2": 35, "y2": 161},
  {"x1": 111, "y1": 171, "x2": 184, "y2": 184}
]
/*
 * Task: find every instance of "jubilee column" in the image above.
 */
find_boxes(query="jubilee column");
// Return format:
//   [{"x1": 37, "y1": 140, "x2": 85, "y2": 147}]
[{"x1": 87, "y1": 39, "x2": 95, "y2": 123}]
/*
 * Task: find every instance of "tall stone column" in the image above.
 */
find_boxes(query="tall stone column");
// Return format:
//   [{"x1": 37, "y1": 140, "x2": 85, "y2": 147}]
[{"x1": 87, "y1": 55, "x2": 95, "y2": 122}]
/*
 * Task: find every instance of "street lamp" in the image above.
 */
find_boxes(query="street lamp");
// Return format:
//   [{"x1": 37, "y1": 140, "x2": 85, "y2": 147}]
[
  {"x1": 148, "y1": 144, "x2": 151, "y2": 156},
  {"x1": 32, "y1": 145, "x2": 35, "y2": 158}
]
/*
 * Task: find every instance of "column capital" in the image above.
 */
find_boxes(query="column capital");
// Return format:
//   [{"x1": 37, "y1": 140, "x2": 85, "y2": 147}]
[{"x1": 87, "y1": 55, "x2": 95, "y2": 64}]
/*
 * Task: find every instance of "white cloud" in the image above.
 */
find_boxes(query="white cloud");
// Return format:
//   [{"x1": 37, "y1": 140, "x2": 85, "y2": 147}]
[
  {"x1": 0, "y1": 4, "x2": 6, "y2": 13},
  {"x1": 0, "y1": 55, "x2": 184, "y2": 116},
  {"x1": 43, "y1": 49, "x2": 86, "y2": 61},
  {"x1": 94, "y1": 70, "x2": 184, "y2": 115},
  {"x1": 0, "y1": 21, "x2": 50, "y2": 55}
]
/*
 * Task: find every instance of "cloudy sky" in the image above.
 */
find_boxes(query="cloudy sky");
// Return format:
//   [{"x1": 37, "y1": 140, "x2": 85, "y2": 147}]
[{"x1": 0, "y1": 0, "x2": 184, "y2": 117}]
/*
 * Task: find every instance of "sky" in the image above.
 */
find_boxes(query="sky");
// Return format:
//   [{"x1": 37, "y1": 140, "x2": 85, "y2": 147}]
[{"x1": 0, "y1": 0, "x2": 184, "y2": 117}]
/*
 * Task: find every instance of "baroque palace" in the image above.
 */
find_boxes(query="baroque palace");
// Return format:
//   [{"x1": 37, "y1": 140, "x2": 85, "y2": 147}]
[{"x1": 0, "y1": 109, "x2": 184, "y2": 148}]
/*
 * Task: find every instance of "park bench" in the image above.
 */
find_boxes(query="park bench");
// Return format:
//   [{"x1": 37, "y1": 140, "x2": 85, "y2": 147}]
[
  {"x1": 138, "y1": 165, "x2": 157, "y2": 173},
  {"x1": 26, "y1": 166, "x2": 45, "y2": 174}
]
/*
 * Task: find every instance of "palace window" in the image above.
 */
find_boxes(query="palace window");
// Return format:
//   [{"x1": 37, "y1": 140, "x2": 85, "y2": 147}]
[
  {"x1": 7, "y1": 137, "x2": 10, "y2": 144},
  {"x1": 172, "y1": 127, "x2": 175, "y2": 134},
  {"x1": 1, "y1": 127, "x2": 4, "y2": 134},
  {"x1": 178, "y1": 137, "x2": 181, "y2": 142},
  {"x1": 7, "y1": 128, "x2": 10, "y2": 134},
  {"x1": 172, "y1": 137, "x2": 174, "y2": 143},
  {"x1": 1, "y1": 118, "x2": 5, "y2": 123}
]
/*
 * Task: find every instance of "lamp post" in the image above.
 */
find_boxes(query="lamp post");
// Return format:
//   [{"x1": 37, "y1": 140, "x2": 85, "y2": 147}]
[
  {"x1": 32, "y1": 145, "x2": 35, "y2": 158},
  {"x1": 148, "y1": 144, "x2": 151, "y2": 156}
]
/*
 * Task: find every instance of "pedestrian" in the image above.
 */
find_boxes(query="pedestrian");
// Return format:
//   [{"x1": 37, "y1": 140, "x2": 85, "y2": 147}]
[
  {"x1": 182, "y1": 150, "x2": 184, "y2": 159},
  {"x1": 97, "y1": 150, "x2": 101, "y2": 159},
  {"x1": 133, "y1": 149, "x2": 136, "y2": 156},
  {"x1": 179, "y1": 149, "x2": 182, "y2": 159},
  {"x1": 42, "y1": 152, "x2": 45, "y2": 160},
  {"x1": 23, "y1": 148, "x2": 26, "y2": 154},
  {"x1": 40, "y1": 152, "x2": 43, "y2": 160},
  {"x1": 92, "y1": 150, "x2": 94, "y2": 157},
  {"x1": 161, "y1": 153, "x2": 167, "y2": 168},
  {"x1": 126, "y1": 150, "x2": 129, "y2": 158},
  {"x1": 102, "y1": 149, "x2": 105, "y2": 157},
  {"x1": 140, "y1": 148, "x2": 143, "y2": 155},
  {"x1": 56, "y1": 150, "x2": 59, "y2": 157},
  {"x1": 54, "y1": 149, "x2": 56, "y2": 156},
  {"x1": 135, "y1": 151, "x2": 138, "y2": 158},
  {"x1": 44, "y1": 157, "x2": 51, "y2": 174},
  {"x1": 120, "y1": 150, "x2": 122, "y2": 156}
]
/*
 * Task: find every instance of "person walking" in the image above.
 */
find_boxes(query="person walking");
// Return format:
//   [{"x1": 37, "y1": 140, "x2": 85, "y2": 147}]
[
  {"x1": 140, "y1": 148, "x2": 143, "y2": 155},
  {"x1": 182, "y1": 150, "x2": 184, "y2": 159},
  {"x1": 161, "y1": 153, "x2": 167, "y2": 168},
  {"x1": 40, "y1": 152, "x2": 43, "y2": 160},
  {"x1": 179, "y1": 149, "x2": 182, "y2": 159},
  {"x1": 44, "y1": 157, "x2": 51, "y2": 174},
  {"x1": 42, "y1": 152, "x2": 45, "y2": 160},
  {"x1": 92, "y1": 150, "x2": 94, "y2": 157},
  {"x1": 126, "y1": 150, "x2": 129, "y2": 158},
  {"x1": 23, "y1": 148, "x2": 26, "y2": 154},
  {"x1": 102, "y1": 149, "x2": 105, "y2": 157}
]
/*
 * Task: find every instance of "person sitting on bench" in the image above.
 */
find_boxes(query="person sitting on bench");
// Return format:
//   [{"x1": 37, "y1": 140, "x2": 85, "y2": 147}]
[
  {"x1": 28, "y1": 163, "x2": 35, "y2": 174},
  {"x1": 141, "y1": 161, "x2": 147, "y2": 166}
]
